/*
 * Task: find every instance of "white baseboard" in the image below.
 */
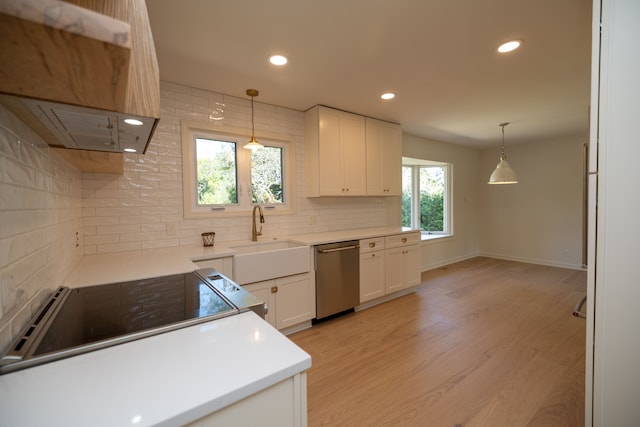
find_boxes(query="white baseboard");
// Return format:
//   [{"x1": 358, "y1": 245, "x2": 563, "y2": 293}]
[
  {"x1": 478, "y1": 252, "x2": 585, "y2": 271},
  {"x1": 355, "y1": 287, "x2": 417, "y2": 312},
  {"x1": 420, "y1": 253, "x2": 478, "y2": 273},
  {"x1": 280, "y1": 321, "x2": 313, "y2": 336}
]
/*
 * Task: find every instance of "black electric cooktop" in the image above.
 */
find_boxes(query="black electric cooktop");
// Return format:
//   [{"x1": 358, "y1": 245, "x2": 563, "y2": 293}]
[{"x1": 0, "y1": 269, "x2": 265, "y2": 374}]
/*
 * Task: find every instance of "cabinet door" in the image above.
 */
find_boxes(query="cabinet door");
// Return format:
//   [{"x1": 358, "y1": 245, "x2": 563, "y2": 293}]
[
  {"x1": 366, "y1": 118, "x2": 402, "y2": 196},
  {"x1": 275, "y1": 274, "x2": 315, "y2": 330},
  {"x1": 402, "y1": 245, "x2": 421, "y2": 288},
  {"x1": 360, "y1": 251, "x2": 385, "y2": 303},
  {"x1": 385, "y1": 247, "x2": 405, "y2": 294},
  {"x1": 340, "y1": 112, "x2": 366, "y2": 195},
  {"x1": 385, "y1": 244, "x2": 421, "y2": 293},
  {"x1": 243, "y1": 280, "x2": 276, "y2": 327},
  {"x1": 318, "y1": 109, "x2": 344, "y2": 195},
  {"x1": 318, "y1": 107, "x2": 366, "y2": 196}
]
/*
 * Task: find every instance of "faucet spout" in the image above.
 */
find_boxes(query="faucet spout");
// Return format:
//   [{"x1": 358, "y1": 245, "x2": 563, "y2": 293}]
[{"x1": 252, "y1": 205, "x2": 265, "y2": 241}]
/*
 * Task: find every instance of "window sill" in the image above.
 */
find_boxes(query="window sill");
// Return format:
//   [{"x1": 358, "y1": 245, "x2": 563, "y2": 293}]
[{"x1": 421, "y1": 233, "x2": 453, "y2": 242}]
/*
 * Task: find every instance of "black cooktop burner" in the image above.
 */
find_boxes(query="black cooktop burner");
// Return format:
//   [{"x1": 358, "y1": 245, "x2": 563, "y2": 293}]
[
  {"x1": 35, "y1": 272, "x2": 236, "y2": 356},
  {"x1": 0, "y1": 269, "x2": 264, "y2": 375}
]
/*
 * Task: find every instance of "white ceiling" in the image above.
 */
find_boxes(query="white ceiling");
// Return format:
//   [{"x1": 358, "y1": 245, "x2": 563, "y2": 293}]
[{"x1": 146, "y1": 0, "x2": 592, "y2": 148}]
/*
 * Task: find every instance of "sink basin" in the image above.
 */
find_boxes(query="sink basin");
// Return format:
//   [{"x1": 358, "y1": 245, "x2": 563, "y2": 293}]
[{"x1": 230, "y1": 240, "x2": 311, "y2": 285}]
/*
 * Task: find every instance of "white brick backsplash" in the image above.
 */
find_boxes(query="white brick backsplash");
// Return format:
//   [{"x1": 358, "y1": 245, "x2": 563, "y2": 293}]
[
  {"x1": 74, "y1": 82, "x2": 396, "y2": 253},
  {"x1": 0, "y1": 105, "x2": 82, "y2": 353}
]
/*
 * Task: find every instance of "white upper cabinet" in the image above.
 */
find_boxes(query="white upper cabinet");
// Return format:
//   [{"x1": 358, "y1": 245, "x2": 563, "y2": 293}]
[
  {"x1": 305, "y1": 106, "x2": 366, "y2": 196},
  {"x1": 305, "y1": 106, "x2": 402, "y2": 197},
  {"x1": 365, "y1": 118, "x2": 402, "y2": 196}
]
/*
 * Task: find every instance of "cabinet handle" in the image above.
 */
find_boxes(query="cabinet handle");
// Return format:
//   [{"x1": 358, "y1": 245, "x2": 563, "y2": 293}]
[
  {"x1": 369, "y1": 242, "x2": 375, "y2": 248},
  {"x1": 271, "y1": 286, "x2": 278, "y2": 293},
  {"x1": 401, "y1": 237, "x2": 407, "y2": 243}
]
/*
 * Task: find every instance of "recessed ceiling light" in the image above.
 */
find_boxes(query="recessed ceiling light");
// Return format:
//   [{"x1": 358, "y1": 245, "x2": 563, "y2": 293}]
[
  {"x1": 380, "y1": 92, "x2": 396, "y2": 100},
  {"x1": 497, "y1": 40, "x2": 523, "y2": 53},
  {"x1": 269, "y1": 54, "x2": 288, "y2": 66},
  {"x1": 124, "y1": 118, "x2": 144, "y2": 126}
]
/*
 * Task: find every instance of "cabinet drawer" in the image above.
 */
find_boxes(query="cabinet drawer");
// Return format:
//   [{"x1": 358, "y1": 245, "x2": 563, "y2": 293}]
[
  {"x1": 360, "y1": 237, "x2": 385, "y2": 253},
  {"x1": 385, "y1": 232, "x2": 421, "y2": 249}
]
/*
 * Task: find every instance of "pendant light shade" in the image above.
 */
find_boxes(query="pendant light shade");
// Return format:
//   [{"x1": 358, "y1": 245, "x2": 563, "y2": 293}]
[
  {"x1": 243, "y1": 89, "x2": 264, "y2": 150},
  {"x1": 488, "y1": 122, "x2": 518, "y2": 185}
]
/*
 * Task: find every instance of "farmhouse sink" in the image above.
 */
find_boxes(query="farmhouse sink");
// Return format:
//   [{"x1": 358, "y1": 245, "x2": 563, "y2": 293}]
[
  {"x1": 230, "y1": 240, "x2": 311, "y2": 285},
  {"x1": 230, "y1": 240, "x2": 306, "y2": 254}
]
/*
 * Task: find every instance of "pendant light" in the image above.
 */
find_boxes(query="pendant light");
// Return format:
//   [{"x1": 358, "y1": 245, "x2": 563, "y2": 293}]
[
  {"x1": 488, "y1": 122, "x2": 518, "y2": 185},
  {"x1": 243, "y1": 89, "x2": 264, "y2": 150}
]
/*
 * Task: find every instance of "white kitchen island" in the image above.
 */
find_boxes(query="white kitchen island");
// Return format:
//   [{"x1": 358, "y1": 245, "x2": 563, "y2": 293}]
[{"x1": 0, "y1": 311, "x2": 310, "y2": 427}]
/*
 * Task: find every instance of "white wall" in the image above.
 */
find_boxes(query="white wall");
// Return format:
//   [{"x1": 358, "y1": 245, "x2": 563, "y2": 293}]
[
  {"x1": 478, "y1": 134, "x2": 586, "y2": 269},
  {"x1": 402, "y1": 133, "x2": 481, "y2": 270},
  {"x1": 0, "y1": 106, "x2": 83, "y2": 353},
  {"x1": 403, "y1": 131, "x2": 586, "y2": 271},
  {"x1": 80, "y1": 82, "x2": 398, "y2": 254}
]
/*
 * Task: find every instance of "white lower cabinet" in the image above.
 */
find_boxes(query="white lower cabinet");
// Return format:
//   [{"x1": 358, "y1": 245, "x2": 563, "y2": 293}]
[
  {"x1": 244, "y1": 272, "x2": 315, "y2": 331},
  {"x1": 359, "y1": 232, "x2": 421, "y2": 304},
  {"x1": 385, "y1": 232, "x2": 421, "y2": 293},
  {"x1": 385, "y1": 244, "x2": 421, "y2": 293},
  {"x1": 359, "y1": 237, "x2": 386, "y2": 303},
  {"x1": 185, "y1": 373, "x2": 307, "y2": 427},
  {"x1": 243, "y1": 281, "x2": 276, "y2": 326}
]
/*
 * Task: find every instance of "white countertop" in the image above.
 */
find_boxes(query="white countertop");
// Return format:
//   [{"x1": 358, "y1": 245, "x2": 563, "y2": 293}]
[
  {"x1": 0, "y1": 311, "x2": 311, "y2": 427},
  {"x1": 64, "y1": 226, "x2": 420, "y2": 287},
  {"x1": 63, "y1": 244, "x2": 236, "y2": 287},
  {"x1": 287, "y1": 226, "x2": 419, "y2": 246}
]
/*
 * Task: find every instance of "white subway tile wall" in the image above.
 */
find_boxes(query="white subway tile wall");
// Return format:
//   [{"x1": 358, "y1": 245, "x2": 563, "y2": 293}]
[
  {"x1": 81, "y1": 82, "x2": 396, "y2": 253},
  {"x1": 0, "y1": 106, "x2": 83, "y2": 353}
]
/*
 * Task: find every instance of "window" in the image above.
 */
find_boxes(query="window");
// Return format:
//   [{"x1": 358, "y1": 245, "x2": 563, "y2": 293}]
[
  {"x1": 182, "y1": 122, "x2": 294, "y2": 218},
  {"x1": 196, "y1": 137, "x2": 238, "y2": 205},
  {"x1": 251, "y1": 146, "x2": 284, "y2": 204},
  {"x1": 402, "y1": 158, "x2": 452, "y2": 237}
]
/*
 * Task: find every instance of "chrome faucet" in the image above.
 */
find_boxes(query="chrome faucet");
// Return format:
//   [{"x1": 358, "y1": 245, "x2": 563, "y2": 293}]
[{"x1": 252, "y1": 205, "x2": 265, "y2": 241}]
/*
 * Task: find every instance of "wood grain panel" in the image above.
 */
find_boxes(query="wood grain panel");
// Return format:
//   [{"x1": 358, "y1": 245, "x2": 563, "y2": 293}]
[
  {"x1": 68, "y1": 0, "x2": 161, "y2": 118},
  {"x1": 0, "y1": 0, "x2": 131, "y2": 111},
  {"x1": 290, "y1": 257, "x2": 586, "y2": 427}
]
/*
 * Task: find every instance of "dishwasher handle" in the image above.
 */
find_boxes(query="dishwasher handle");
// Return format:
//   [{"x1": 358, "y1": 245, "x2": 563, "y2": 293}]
[{"x1": 317, "y1": 244, "x2": 360, "y2": 254}]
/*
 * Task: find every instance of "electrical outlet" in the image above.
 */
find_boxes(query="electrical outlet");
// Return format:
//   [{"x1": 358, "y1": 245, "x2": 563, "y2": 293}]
[{"x1": 166, "y1": 223, "x2": 177, "y2": 236}]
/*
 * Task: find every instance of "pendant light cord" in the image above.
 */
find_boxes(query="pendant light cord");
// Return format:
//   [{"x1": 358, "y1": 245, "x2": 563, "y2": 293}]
[
  {"x1": 501, "y1": 124, "x2": 505, "y2": 158},
  {"x1": 500, "y1": 122, "x2": 509, "y2": 159},
  {"x1": 251, "y1": 95, "x2": 255, "y2": 139}
]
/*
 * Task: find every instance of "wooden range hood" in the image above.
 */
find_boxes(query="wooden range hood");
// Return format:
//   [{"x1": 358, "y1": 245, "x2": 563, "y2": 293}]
[{"x1": 0, "y1": 0, "x2": 160, "y2": 173}]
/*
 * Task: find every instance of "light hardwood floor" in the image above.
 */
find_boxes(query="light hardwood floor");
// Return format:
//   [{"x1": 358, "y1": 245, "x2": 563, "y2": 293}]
[{"x1": 289, "y1": 257, "x2": 586, "y2": 427}]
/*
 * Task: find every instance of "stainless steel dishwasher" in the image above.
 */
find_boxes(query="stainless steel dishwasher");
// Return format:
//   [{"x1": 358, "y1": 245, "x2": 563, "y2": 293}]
[{"x1": 315, "y1": 240, "x2": 360, "y2": 320}]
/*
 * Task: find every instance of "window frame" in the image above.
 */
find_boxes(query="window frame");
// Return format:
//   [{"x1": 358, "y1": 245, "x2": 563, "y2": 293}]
[
  {"x1": 402, "y1": 157, "x2": 453, "y2": 238},
  {"x1": 181, "y1": 121, "x2": 296, "y2": 218}
]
